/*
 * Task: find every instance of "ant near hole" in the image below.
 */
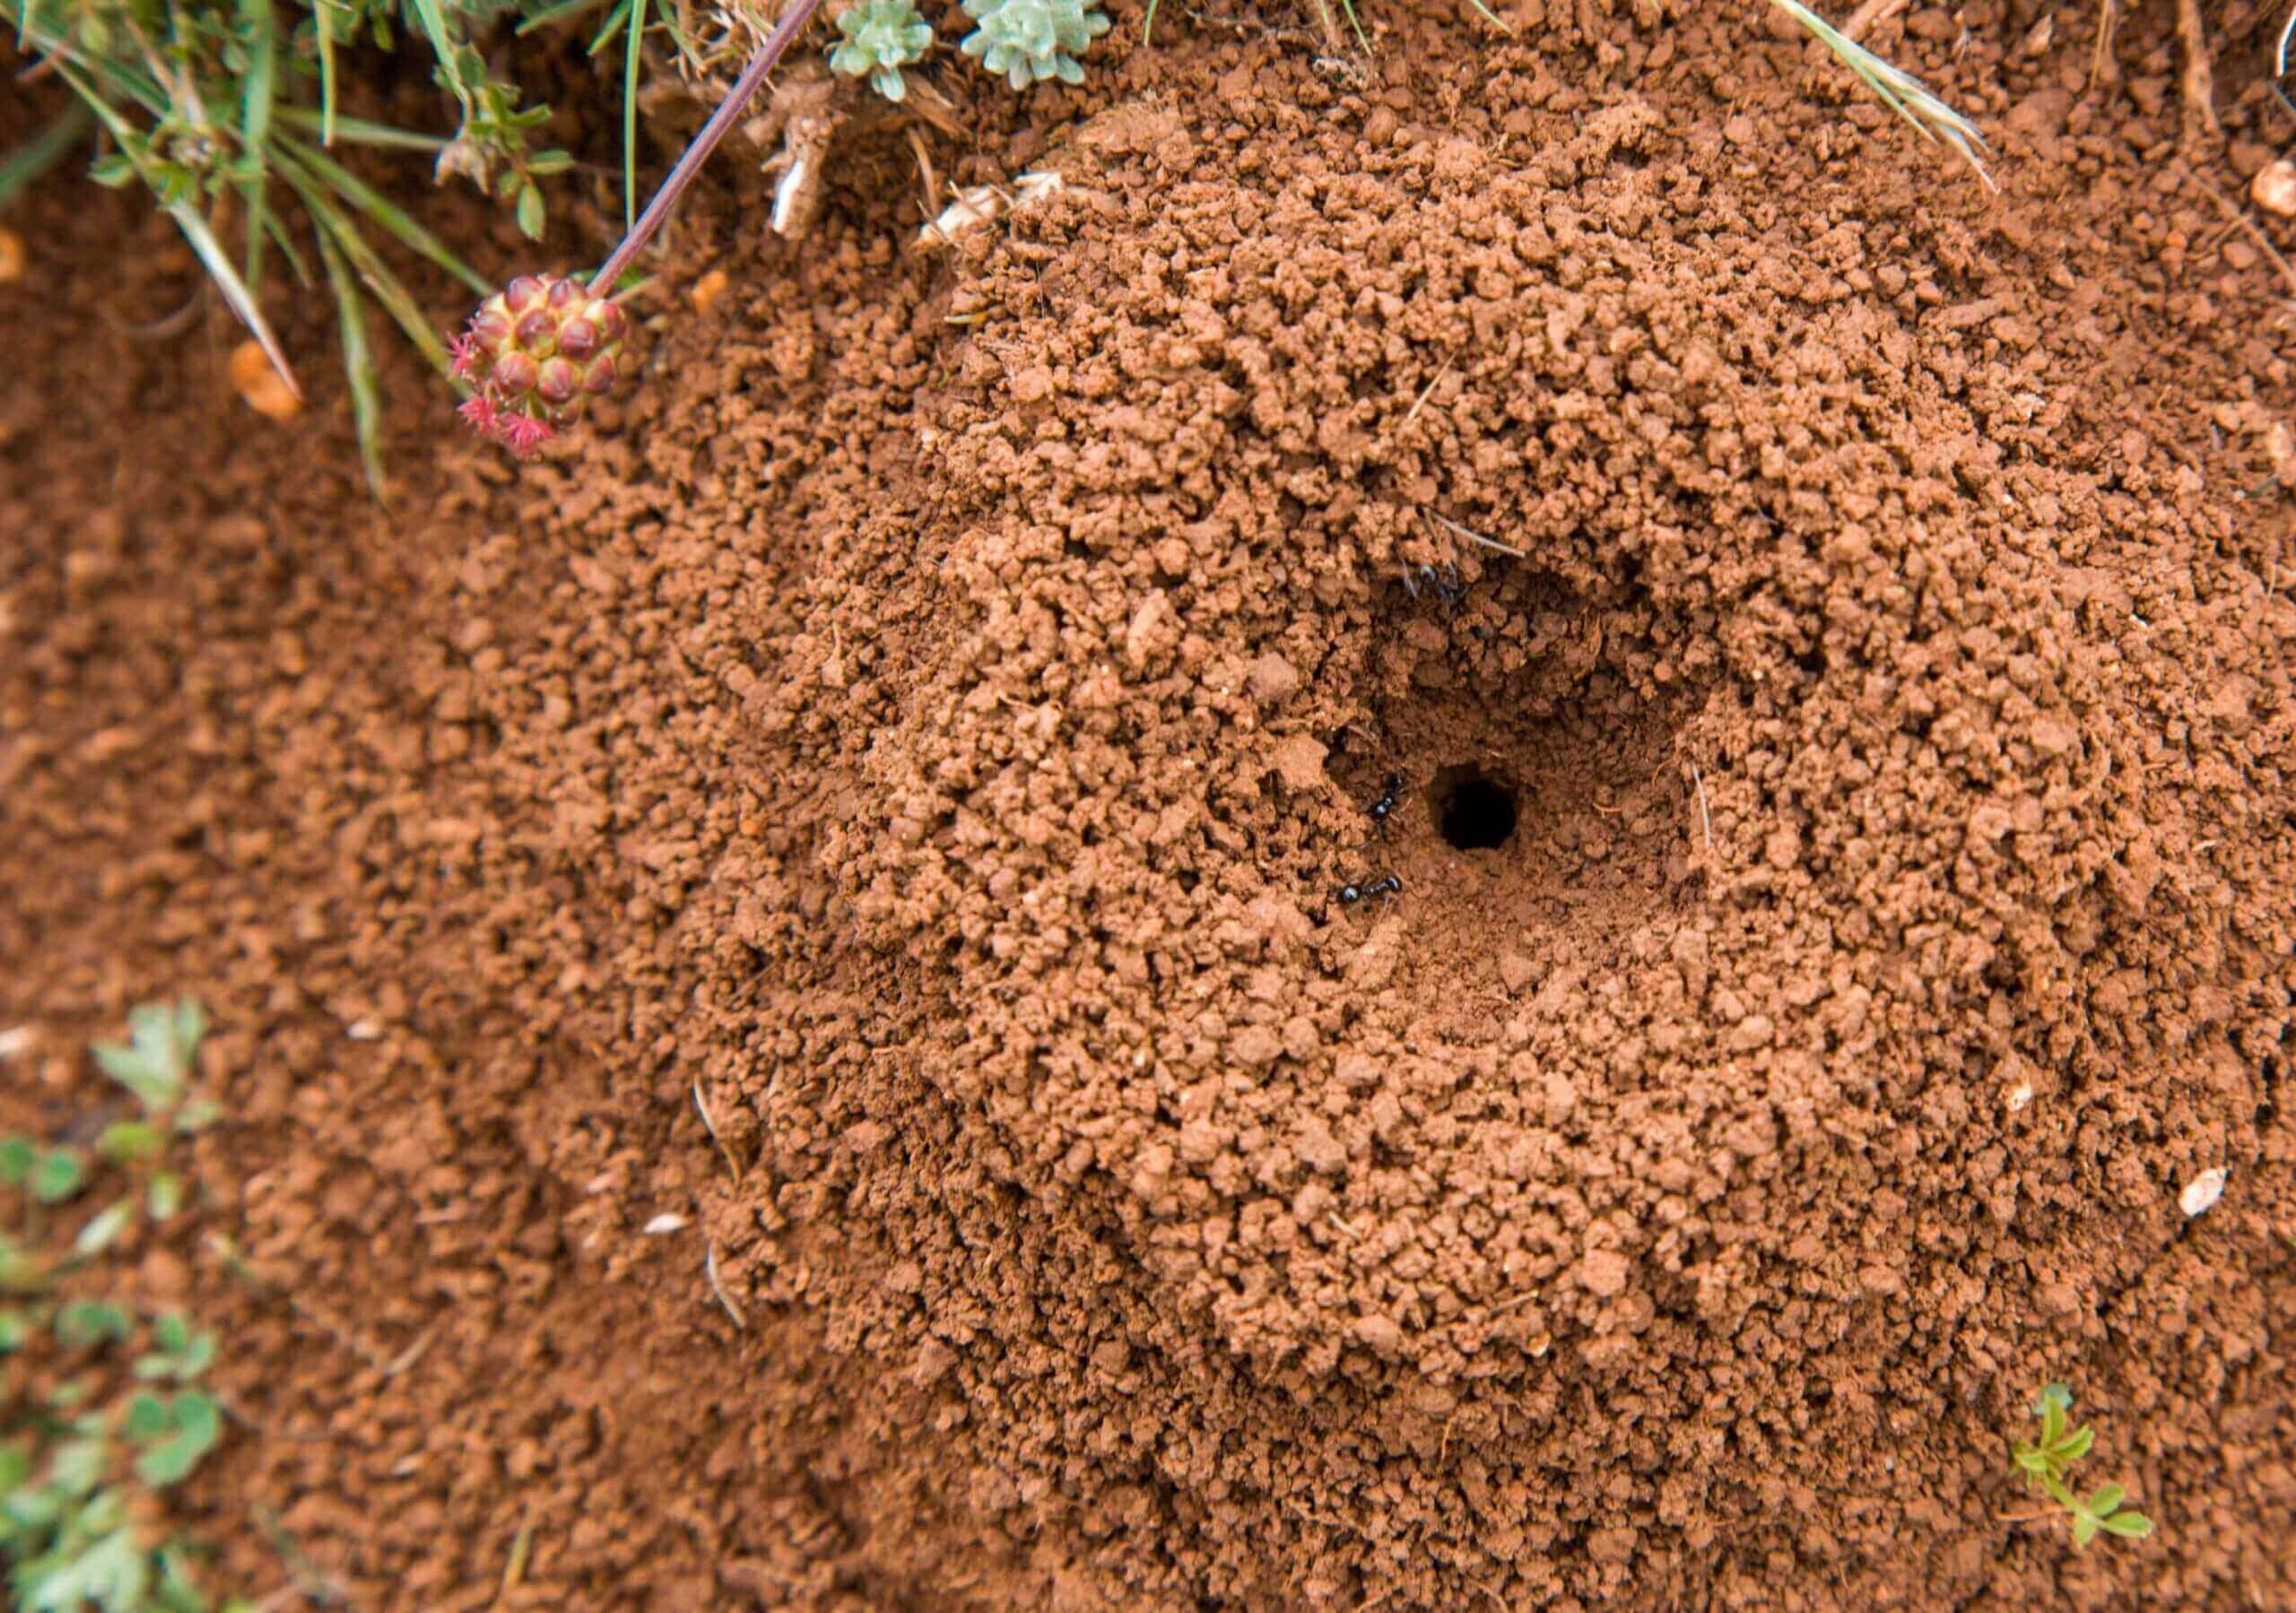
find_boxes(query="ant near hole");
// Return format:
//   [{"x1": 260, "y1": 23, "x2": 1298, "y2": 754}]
[
  {"x1": 1366, "y1": 773, "x2": 1404, "y2": 832},
  {"x1": 1338, "y1": 873, "x2": 1402, "y2": 906},
  {"x1": 1401, "y1": 561, "x2": 1464, "y2": 611}
]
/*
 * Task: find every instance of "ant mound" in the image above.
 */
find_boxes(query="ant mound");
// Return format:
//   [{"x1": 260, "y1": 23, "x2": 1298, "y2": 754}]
[{"x1": 657, "y1": 80, "x2": 2292, "y2": 1603}]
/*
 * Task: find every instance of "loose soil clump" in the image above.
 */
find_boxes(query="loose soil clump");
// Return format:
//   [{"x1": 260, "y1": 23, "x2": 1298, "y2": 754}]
[{"x1": 5, "y1": 2, "x2": 2295, "y2": 1606}]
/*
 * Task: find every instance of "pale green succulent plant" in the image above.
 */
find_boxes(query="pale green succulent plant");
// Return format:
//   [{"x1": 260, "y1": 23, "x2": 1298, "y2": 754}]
[
  {"x1": 830, "y1": 0, "x2": 938, "y2": 102},
  {"x1": 959, "y1": 0, "x2": 1109, "y2": 90}
]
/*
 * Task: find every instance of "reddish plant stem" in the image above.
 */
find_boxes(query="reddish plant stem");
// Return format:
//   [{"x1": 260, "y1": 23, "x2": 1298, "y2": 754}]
[{"x1": 587, "y1": 0, "x2": 829, "y2": 294}]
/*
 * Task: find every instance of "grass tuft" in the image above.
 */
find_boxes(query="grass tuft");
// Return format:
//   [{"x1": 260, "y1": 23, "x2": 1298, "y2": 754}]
[{"x1": 0, "y1": 0, "x2": 638, "y2": 492}]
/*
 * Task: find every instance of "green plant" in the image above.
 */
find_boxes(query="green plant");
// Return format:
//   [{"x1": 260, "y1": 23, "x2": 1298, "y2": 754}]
[
  {"x1": 0, "y1": 0, "x2": 715, "y2": 487},
  {"x1": 450, "y1": 0, "x2": 831, "y2": 454},
  {"x1": 2011, "y1": 1383, "x2": 2155, "y2": 1548},
  {"x1": 1, "y1": 1314, "x2": 233, "y2": 1609},
  {"x1": 2, "y1": 997, "x2": 216, "y2": 1297},
  {"x1": 958, "y1": 0, "x2": 1107, "y2": 89},
  {"x1": 830, "y1": 0, "x2": 935, "y2": 100},
  {"x1": 1, "y1": 1000, "x2": 239, "y2": 1610}
]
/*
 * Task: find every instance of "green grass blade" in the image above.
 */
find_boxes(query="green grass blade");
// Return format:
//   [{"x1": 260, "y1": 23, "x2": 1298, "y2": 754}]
[
  {"x1": 274, "y1": 107, "x2": 447, "y2": 152},
  {"x1": 622, "y1": 0, "x2": 646, "y2": 232},
  {"x1": 51, "y1": 62, "x2": 301, "y2": 398},
  {"x1": 238, "y1": 0, "x2": 276, "y2": 151},
  {"x1": 278, "y1": 135, "x2": 489, "y2": 294},
  {"x1": 516, "y1": 0, "x2": 607, "y2": 33},
  {"x1": 586, "y1": 0, "x2": 633, "y2": 56},
  {"x1": 317, "y1": 0, "x2": 339, "y2": 144},
  {"x1": 262, "y1": 208, "x2": 313, "y2": 287},
  {"x1": 1763, "y1": 0, "x2": 1991, "y2": 187},
  {"x1": 407, "y1": 0, "x2": 471, "y2": 105},
  {"x1": 7, "y1": 6, "x2": 172, "y2": 117},
  {"x1": 238, "y1": 0, "x2": 277, "y2": 290},
  {"x1": 171, "y1": 202, "x2": 301, "y2": 401},
  {"x1": 656, "y1": 3, "x2": 700, "y2": 71},
  {"x1": 244, "y1": 185, "x2": 271, "y2": 290},
  {"x1": 312, "y1": 224, "x2": 387, "y2": 497},
  {"x1": 273, "y1": 151, "x2": 453, "y2": 373},
  {"x1": 0, "y1": 102, "x2": 94, "y2": 209}
]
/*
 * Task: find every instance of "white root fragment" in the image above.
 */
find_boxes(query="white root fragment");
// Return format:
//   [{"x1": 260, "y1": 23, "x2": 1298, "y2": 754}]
[
  {"x1": 705, "y1": 1240, "x2": 748, "y2": 1330},
  {"x1": 919, "y1": 171, "x2": 1065, "y2": 247},
  {"x1": 770, "y1": 153, "x2": 811, "y2": 237}
]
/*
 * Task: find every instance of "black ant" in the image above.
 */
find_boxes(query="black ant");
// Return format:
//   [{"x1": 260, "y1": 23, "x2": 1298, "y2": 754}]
[
  {"x1": 1337, "y1": 873, "x2": 1402, "y2": 906},
  {"x1": 1366, "y1": 773, "x2": 1404, "y2": 832},
  {"x1": 1401, "y1": 561, "x2": 1464, "y2": 611}
]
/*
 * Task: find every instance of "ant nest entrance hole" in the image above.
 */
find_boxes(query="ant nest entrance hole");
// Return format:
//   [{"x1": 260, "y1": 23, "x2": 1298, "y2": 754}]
[
  {"x1": 1336, "y1": 568, "x2": 1702, "y2": 976},
  {"x1": 1432, "y1": 767, "x2": 1520, "y2": 852}
]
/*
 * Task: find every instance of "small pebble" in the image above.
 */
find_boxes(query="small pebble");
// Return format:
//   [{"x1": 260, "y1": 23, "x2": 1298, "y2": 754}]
[
  {"x1": 0, "y1": 227, "x2": 23, "y2": 284},
  {"x1": 230, "y1": 339, "x2": 300, "y2": 421},
  {"x1": 689, "y1": 267, "x2": 730, "y2": 313},
  {"x1": 2252, "y1": 160, "x2": 2296, "y2": 220},
  {"x1": 642, "y1": 1213, "x2": 690, "y2": 1235},
  {"x1": 2178, "y1": 1167, "x2": 2227, "y2": 1218}
]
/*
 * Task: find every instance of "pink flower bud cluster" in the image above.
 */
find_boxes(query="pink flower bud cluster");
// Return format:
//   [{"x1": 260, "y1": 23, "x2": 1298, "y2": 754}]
[{"x1": 450, "y1": 273, "x2": 629, "y2": 458}]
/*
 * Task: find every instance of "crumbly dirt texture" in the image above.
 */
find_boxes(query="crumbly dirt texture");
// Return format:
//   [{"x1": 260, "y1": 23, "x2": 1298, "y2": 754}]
[{"x1": 5, "y1": 0, "x2": 2296, "y2": 1606}]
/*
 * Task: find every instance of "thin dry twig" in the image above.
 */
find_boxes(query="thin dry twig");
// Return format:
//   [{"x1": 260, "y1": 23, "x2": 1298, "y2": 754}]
[
  {"x1": 1839, "y1": 0, "x2": 1905, "y2": 44},
  {"x1": 1427, "y1": 511, "x2": 1526, "y2": 558},
  {"x1": 2176, "y1": 163, "x2": 2296, "y2": 296},
  {"x1": 2176, "y1": 0, "x2": 2220, "y2": 137},
  {"x1": 1403, "y1": 353, "x2": 1456, "y2": 425},
  {"x1": 693, "y1": 1078, "x2": 744, "y2": 1182},
  {"x1": 500, "y1": 1506, "x2": 536, "y2": 1598},
  {"x1": 383, "y1": 1319, "x2": 442, "y2": 1378},
  {"x1": 2091, "y1": 0, "x2": 2120, "y2": 91},
  {"x1": 1692, "y1": 764, "x2": 1716, "y2": 865},
  {"x1": 907, "y1": 124, "x2": 939, "y2": 222}
]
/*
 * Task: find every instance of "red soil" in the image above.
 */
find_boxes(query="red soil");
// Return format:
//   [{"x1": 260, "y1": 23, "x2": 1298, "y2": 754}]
[{"x1": 4, "y1": 0, "x2": 2294, "y2": 1606}]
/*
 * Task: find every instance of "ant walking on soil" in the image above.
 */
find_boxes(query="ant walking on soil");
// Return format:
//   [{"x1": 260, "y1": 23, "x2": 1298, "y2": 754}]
[
  {"x1": 1338, "y1": 874, "x2": 1403, "y2": 906},
  {"x1": 1366, "y1": 773, "x2": 1405, "y2": 833},
  {"x1": 1400, "y1": 561, "x2": 1465, "y2": 611},
  {"x1": 1335, "y1": 773, "x2": 1406, "y2": 907}
]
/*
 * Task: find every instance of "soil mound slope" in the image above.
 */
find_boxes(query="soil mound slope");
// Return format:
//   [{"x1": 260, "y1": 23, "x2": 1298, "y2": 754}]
[{"x1": 718, "y1": 51, "x2": 2293, "y2": 1602}]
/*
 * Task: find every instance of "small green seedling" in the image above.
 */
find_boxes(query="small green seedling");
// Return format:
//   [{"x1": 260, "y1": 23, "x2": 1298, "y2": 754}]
[
  {"x1": 1, "y1": 1332, "x2": 233, "y2": 1609},
  {"x1": 831, "y1": 0, "x2": 937, "y2": 100},
  {"x1": 90, "y1": 998, "x2": 210, "y2": 1119},
  {"x1": 959, "y1": 0, "x2": 1109, "y2": 89},
  {"x1": 2012, "y1": 1384, "x2": 2154, "y2": 1548},
  {"x1": 1, "y1": 1000, "x2": 218, "y2": 1279}
]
